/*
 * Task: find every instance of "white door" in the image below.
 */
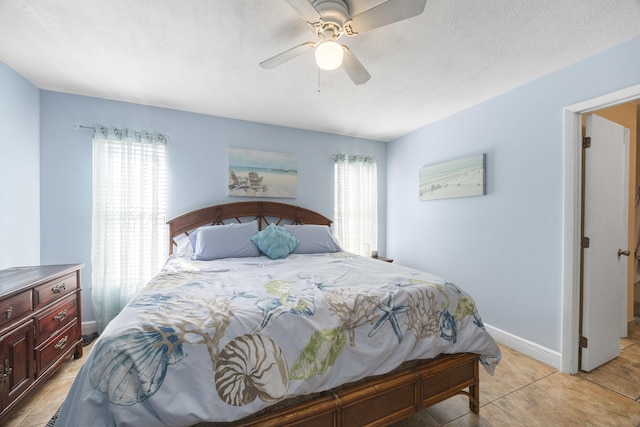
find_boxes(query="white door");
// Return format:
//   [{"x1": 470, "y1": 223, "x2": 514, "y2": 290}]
[{"x1": 581, "y1": 114, "x2": 629, "y2": 372}]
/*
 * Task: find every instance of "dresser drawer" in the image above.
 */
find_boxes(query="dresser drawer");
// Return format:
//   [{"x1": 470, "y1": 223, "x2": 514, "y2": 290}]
[
  {"x1": 34, "y1": 272, "x2": 77, "y2": 309},
  {"x1": 34, "y1": 295, "x2": 78, "y2": 344},
  {"x1": 0, "y1": 291, "x2": 32, "y2": 330},
  {"x1": 35, "y1": 321, "x2": 78, "y2": 377}
]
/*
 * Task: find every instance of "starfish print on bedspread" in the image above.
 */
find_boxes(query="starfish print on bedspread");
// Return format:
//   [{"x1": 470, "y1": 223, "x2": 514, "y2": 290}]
[{"x1": 368, "y1": 291, "x2": 409, "y2": 343}]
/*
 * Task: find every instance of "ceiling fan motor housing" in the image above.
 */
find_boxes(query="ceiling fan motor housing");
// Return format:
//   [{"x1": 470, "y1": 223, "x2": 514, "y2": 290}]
[{"x1": 312, "y1": 0, "x2": 350, "y2": 35}]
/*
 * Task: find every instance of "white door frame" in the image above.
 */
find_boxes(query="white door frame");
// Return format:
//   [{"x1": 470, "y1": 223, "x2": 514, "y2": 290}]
[{"x1": 562, "y1": 84, "x2": 640, "y2": 374}]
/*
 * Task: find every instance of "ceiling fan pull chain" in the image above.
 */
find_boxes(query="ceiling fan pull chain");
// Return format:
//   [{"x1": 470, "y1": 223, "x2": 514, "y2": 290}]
[{"x1": 317, "y1": 68, "x2": 321, "y2": 93}]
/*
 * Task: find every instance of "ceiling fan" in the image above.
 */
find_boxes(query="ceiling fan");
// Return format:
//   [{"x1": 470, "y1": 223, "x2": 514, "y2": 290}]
[{"x1": 260, "y1": 0, "x2": 427, "y2": 85}]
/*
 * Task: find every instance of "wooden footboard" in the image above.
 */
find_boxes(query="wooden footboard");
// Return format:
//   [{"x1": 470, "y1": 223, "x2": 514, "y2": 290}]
[{"x1": 226, "y1": 353, "x2": 479, "y2": 427}]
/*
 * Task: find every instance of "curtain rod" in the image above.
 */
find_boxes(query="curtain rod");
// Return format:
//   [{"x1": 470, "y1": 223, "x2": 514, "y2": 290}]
[{"x1": 73, "y1": 123, "x2": 169, "y2": 141}]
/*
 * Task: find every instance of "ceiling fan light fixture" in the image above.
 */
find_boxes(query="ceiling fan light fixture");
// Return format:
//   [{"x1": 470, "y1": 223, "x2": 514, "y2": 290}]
[{"x1": 314, "y1": 41, "x2": 343, "y2": 70}]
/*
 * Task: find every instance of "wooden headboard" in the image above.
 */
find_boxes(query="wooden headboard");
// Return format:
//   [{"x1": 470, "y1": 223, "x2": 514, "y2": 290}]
[{"x1": 166, "y1": 201, "x2": 333, "y2": 254}]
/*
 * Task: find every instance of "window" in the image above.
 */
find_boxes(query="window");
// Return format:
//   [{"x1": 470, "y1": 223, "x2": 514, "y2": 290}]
[
  {"x1": 92, "y1": 127, "x2": 167, "y2": 332},
  {"x1": 333, "y1": 154, "x2": 378, "y2": 256}
]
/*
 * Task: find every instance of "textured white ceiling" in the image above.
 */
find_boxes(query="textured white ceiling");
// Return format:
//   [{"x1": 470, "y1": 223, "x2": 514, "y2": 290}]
[{"x1": 1, "y1": 0, "x2": 639, "y2": 141}]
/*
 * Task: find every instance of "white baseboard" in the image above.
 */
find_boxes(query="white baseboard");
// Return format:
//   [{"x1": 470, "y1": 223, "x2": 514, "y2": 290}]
[
  {"x1": 485, "y1": 323, "x2": 561, "y2": 371},
  {"x1": 81, "y1": 320, "x2": 97, "y2": 337}
]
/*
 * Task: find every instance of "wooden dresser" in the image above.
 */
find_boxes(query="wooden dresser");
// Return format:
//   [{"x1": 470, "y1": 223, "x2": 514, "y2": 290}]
[{"x1": 0, "y1": 264, "x2": 83, "y2": 421}]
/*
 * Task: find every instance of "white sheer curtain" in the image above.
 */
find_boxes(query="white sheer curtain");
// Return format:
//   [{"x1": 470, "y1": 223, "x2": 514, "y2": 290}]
[
  {"x1": 92, "y1": 126, "x2": 167, "y2": 333},
  {"x1": 333, "y1": 154, "x2": 378, "y2": 256}
]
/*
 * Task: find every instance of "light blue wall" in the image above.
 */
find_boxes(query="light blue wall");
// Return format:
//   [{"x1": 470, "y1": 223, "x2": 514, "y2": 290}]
[
  {"x1": 0, "y1": 63, "x2": 40, "y2": 269},
  {"x1": 5, "y1": 35, "x2": 638, "y2": 350},
  {"x1": 387, "y1": 36, "x2": 640, "y2": 352},
  {"x1": 39, "y1": 92, "x2": 387, "y2": 322}
]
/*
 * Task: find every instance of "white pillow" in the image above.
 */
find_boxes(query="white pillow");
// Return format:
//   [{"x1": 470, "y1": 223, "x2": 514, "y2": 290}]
[
  {"x1": 283, "y1": 224, "x2": 342, "y2": 254},
  {"x1": 191, "y1": 221, "x2": 260, "y2": 260},
  {"x1": 173, "y1": 233, "x2": 194, "y2": 256}
]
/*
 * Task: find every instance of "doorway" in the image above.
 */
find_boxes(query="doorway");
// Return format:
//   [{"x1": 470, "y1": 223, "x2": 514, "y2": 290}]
[{"x1": 561, "y1": 84, "x2": 640, "y2": 374}]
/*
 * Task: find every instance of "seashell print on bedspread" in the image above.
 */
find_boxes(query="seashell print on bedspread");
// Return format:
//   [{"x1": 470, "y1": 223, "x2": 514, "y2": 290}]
[
  {"x1": 215, "y1": 334, "x2": 289, "y2": 406},
  {"x1": 66, "y1": 252, "x2": 501, "y2": 425}
]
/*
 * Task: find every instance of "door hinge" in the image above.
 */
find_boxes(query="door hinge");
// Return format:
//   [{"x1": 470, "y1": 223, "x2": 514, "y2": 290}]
[
  {"x1": 581, "y1": 237, "x2": 590, "y2": 248},
  {"x1": 579, "y1": 336, "x2": 588, "y2": 348},
  {"x1": 582, "y1": 137, "x2": 591, "y2": 148}
]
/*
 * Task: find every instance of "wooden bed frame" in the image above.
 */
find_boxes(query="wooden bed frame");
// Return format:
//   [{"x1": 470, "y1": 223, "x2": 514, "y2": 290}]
[{"x1": 167, "y1": 201, "x2": 480, "y2": 427}]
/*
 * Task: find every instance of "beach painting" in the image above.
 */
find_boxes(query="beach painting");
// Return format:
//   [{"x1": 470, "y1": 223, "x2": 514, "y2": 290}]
[
  {"x1": 419, "y1": 153, "x2": 486, "y2": 201},
  {"x1": 228, "y1": 148, "x2": 298, "y2": 198}
]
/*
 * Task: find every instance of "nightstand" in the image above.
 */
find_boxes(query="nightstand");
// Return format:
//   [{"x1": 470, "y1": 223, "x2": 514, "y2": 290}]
[{"x1": 372, "y1": 256, "x2": 393, "y2": 263}]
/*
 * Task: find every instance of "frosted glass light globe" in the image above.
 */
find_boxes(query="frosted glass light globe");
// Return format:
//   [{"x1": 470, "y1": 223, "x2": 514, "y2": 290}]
[{"x1": 315, "y1": 41, "x2": 343, "y2": 71}]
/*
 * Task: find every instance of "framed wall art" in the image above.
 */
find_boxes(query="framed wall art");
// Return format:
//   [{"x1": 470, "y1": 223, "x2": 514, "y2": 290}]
[
  {"x1": 419, "y1": 153, "x2": 486, "y2": 201},
  {"x1": 228, "y1": 148, "x2": 298, "y2": 198}
]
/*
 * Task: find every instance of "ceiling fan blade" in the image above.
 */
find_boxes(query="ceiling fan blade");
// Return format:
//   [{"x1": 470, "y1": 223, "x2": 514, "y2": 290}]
[
  {"x1": 283, "y1": 0, "x2": 321, "y2": 23},
  {"x1": 260, "y1": 42, "x2": 315, "y2": 69},
  {"x1": 341, "y1": 46, "x2": 371, "y2": 85},
  {"x1": 347, "y1": 0, "x2": 426, "y2": 34}
]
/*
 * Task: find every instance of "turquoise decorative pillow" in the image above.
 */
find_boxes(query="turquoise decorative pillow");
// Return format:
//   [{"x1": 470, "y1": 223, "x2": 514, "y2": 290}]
[{"x1": 251, "y1": 223, "x2": 300, "y2": 260}]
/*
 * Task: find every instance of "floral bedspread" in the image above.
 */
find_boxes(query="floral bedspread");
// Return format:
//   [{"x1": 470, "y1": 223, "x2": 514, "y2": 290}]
[{"x1": 55, "y1": 253, "x2": 501, "y2": 427}]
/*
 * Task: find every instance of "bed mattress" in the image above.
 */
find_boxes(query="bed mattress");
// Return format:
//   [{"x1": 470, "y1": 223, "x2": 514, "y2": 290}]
[{"x1": 55, "y1": 252, "x2": 501, "y2": 427}]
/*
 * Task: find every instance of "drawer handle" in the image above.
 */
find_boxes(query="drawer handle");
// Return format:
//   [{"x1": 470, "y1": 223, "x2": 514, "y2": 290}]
[
  {"x1": 5, "y1": 306, "x2": 12, "y2": 320},
  {"x1": 52, "y1": 282, "x2": 67, "y2": 293},
  {"x1": 54, "y1": 309, "x2": 67, "y2": 322},
  {"x1": 0, "y1": 359, "x2": 12, "y2": 386},
  {"x1": 54, "y1": 335, "x2": 68, "y2": 350}
]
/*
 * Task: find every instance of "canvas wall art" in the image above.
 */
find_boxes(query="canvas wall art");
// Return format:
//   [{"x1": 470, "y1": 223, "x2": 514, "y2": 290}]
[
  {"x1": 419, "y1": 153, "x2": 486, "y2": 201},
  {"x1": 228, "y1": 148, "x2": 298, "y2": 198}
]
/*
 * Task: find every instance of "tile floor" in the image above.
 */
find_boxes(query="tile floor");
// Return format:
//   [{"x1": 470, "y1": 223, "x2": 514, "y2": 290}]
[
  {"x1": 393, "y1": 325, "x2": 640, "y2": 427},
  {"x1": 4, "y1": 328, "x2": 640, "y2": 427}
]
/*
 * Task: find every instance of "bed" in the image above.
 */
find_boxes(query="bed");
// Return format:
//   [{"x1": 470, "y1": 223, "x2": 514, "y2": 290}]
[{"x1": 55, "y1": 201, "x2": 501, "y2": 427}]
